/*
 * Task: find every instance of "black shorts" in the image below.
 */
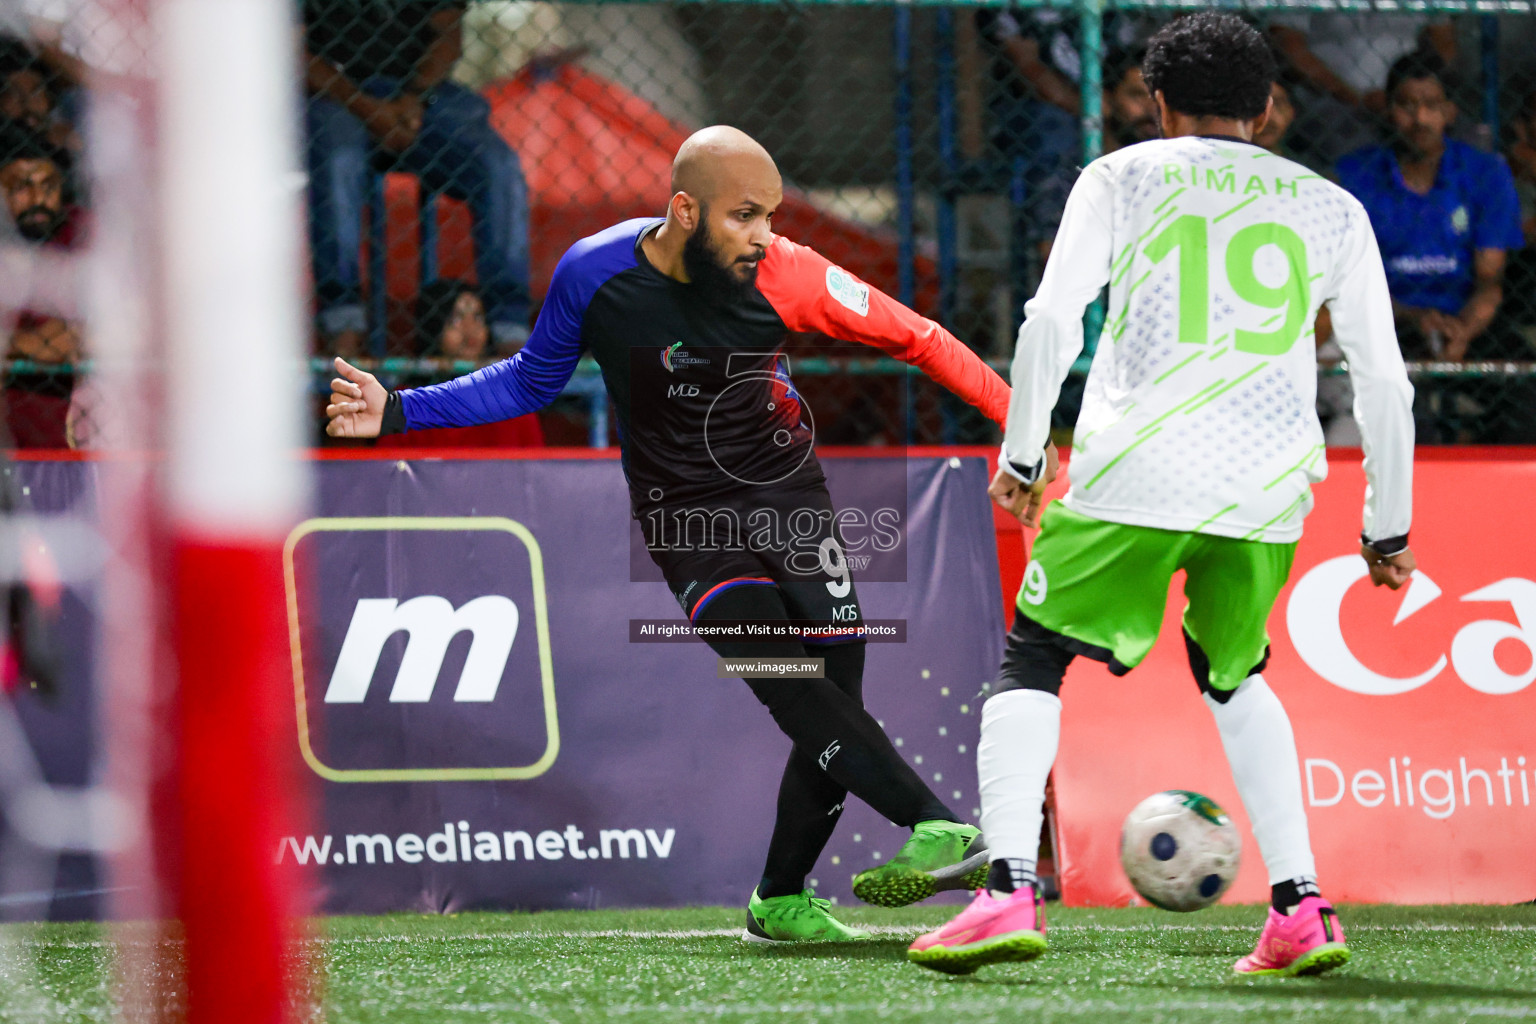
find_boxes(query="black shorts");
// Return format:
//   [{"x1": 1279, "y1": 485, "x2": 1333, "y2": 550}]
[{"x1": 643, "y1": 479, "x2": 864, "y2": 637}]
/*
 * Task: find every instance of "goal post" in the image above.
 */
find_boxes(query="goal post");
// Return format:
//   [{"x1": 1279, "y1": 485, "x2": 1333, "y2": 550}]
[{"x1": 90, "y1": 0, "x2": 312, "y2": 1020}]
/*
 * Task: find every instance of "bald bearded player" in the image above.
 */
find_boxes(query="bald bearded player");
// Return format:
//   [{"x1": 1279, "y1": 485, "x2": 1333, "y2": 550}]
[{"x1": 327, "y1": 126, "x2": 1014, "y2": 942}]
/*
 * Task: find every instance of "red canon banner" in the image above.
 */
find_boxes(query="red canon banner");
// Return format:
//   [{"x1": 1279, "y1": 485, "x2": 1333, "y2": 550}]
[{"x1": 1045, "y1": 450, "x2": 1536, "y2": 906}]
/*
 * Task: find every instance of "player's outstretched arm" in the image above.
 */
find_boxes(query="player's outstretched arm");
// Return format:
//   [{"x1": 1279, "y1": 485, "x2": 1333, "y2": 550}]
[
  {"x1": 326, "y1": 357, "x2": 387, "y2": 438},
  {"x1": 1326, "y1": 203, "x2": 1416, "y2": 583},
  {"x1": 753, "y1": 237, "x2": 1011, "y2": 426},
  {"x1": 358, "y1": 251, "x2": 592, "y2": 436}
]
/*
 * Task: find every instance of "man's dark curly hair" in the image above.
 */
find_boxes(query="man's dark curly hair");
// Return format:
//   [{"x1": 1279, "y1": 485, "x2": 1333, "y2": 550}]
[
  {"x1": 1142, "y1": 13, "x2": 1275, "y2": 121},
  {"x1": 1385, "y1": 50, "x2": 1451, "y2": 101}
]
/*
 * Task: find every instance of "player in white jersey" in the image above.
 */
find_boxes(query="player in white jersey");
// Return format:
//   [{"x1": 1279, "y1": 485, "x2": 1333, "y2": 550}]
[{"x1": 907, "y1": 14, "x2": 1418, "y2": 977}]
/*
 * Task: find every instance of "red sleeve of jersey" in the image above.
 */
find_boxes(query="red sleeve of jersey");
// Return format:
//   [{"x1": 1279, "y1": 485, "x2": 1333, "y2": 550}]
[{"x1": 755, "y1": 235, "x2": 1010, "y2": 427}]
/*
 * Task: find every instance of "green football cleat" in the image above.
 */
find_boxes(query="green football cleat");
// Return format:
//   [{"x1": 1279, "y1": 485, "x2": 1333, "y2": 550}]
[
  {"x1": 742, "y1": 888, "x2": 873, "y2": 944},
  {"x1": 851, "y1": 820, "x2": 989, "y2": 908}
]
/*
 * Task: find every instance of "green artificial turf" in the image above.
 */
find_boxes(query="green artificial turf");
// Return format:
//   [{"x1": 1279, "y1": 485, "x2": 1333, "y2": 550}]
[{"x1": 3, "y1": 904, "x2": 1535, "y2": 1022}]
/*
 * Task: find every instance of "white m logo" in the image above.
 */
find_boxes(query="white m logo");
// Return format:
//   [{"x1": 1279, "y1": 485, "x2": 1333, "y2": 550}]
[{"x1": 325, "y1": 596, "x2": 519, "y2": 704}]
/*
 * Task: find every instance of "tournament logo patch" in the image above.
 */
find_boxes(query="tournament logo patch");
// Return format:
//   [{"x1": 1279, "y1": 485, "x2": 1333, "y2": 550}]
[
  {"x1": 825, "y1": 266, "x2": 870, "y2": 317},
  {"x1": 662, "y1": 341, "x2": 710, "y2": 372}
]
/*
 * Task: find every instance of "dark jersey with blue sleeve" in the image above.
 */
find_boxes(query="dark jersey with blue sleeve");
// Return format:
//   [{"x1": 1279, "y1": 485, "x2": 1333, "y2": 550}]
[
  {"x1": 389, "y1": 218, "x2": 1010, "y2": 513},
  {"x1": 1337, "y1": 139, "x2": 1524, "y2": 314}
]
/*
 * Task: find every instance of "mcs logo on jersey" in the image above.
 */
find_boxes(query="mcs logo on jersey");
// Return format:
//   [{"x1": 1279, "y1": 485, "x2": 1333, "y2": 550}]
[{"x1": 284, "y1": 517, "x2": 558, "y2": 783}]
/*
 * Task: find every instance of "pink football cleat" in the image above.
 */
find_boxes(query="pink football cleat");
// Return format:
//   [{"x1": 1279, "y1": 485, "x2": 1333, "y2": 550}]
[
  {"x1": 907, "y1": 886, "x2": 1048, "y2": 974},
  {"x1": 1234, "y1": 895, "x2": 1351, "y2": 977}
]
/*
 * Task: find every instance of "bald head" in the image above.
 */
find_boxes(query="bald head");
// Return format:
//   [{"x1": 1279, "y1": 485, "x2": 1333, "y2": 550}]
[
  {"x1": 646, "y1": 126, "x2": 781, "y2": 292},
  {"x1": 671, "y1": 125, "x2": 780, "y2": 202}
]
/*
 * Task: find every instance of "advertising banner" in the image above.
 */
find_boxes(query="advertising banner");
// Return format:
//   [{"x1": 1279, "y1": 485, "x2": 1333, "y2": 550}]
[
  {"x1": 280, "y1": 453, "x2": 1004, "y2": 913},
  {"x1": 10, "y1": 449, "x2": 1530, "y2": 918},
  {"x1": 1048, "y1": 451, "x2": 1536, "y2": 906}
]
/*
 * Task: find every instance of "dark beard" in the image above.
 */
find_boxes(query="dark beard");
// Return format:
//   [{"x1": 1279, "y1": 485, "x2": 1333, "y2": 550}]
[
  {"x1": 1394, "y1": 137, "x2": 1440, "y2": 162},
  {"x1": 1114, "y1": 119, "x2": 1157, "y2": 148},
  {"x1": 682, "y1": 217, "x2": 759, "y2": 305},
  {"x1": 15, "y1": 205, "x2": 63, "y2": 242}
]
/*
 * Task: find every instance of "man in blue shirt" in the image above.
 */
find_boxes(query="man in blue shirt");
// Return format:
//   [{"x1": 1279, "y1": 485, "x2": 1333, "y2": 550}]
[{"x1": 1337, "y1": 51, "x2": 1523, "y2": 363}]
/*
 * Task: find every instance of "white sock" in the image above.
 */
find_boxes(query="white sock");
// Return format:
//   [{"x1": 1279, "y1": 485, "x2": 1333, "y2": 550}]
[
  {"x1": 1204, "y1": 674, "x2": 1317, "y2": 884},
  {"x1": 977, "y1": 688, "x2": 1061, "y2": 870}
]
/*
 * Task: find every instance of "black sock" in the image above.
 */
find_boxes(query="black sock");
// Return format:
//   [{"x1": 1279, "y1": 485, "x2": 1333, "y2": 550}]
[
  {"x1": 986, "y1": 858, "x2": 1036, "y2": 894},
  {"x1": 757, "y1": 745, "x2": 847, "y2": 899},
  {"x1": 746, "y1": 672, "x2": 953, "y2": 826},
  {"x1": 1271, "y1": 877, "x2": 1320, "y2": 914},
  {"x1": 753, "y1": 643, "x2": 873, "y2": 898},
  {"x1": 701, "y1": 586, "x2": 956, "y2": 828}
]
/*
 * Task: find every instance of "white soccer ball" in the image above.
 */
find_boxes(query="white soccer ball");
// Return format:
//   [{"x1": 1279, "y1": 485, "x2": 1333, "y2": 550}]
[{"x1": 1119, "y1": 790, "x2": 1241, "y2": 912}]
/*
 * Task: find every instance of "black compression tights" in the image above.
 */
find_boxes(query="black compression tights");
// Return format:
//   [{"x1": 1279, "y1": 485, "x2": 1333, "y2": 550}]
[{"x1": 696, "y1": 584, "x2": 957, "y2": 898}]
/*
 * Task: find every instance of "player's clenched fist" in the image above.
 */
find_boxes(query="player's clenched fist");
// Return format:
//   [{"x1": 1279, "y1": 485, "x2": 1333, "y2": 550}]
[
  {"x1": 325, "y1": 356, "x2": 387, "y2": 438},
  {"x1": 1360, "y1": 544, "x2": 1416, "y2": 591},
  {"x1": 988, "y1": 442, "x2": 1059, "y2": 528}
]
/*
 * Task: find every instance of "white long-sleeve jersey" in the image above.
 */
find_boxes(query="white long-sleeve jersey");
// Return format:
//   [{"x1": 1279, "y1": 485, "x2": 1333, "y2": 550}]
[{"x1": 1004, "y1": 135, "x2": 1414, "y2": 544}]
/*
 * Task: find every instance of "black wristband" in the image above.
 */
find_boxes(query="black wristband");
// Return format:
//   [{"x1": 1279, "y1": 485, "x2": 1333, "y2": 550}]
[
  {"x1": 1010, "y1": 457, "x2": 1043, "y2": 486},
  {"x1": 380, "y1": 391, "x2": 407, "y2": 436},
  {"x1": 1361, "y1": 532, "x2": 1409, "y2": 556}
]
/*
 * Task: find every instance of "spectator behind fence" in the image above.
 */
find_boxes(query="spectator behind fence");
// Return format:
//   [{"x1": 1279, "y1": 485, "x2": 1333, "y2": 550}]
[
  {"x1": 976, "y1": 8, "x2": 1154, "y2": 246},
  {"x1": 1503, "y1": 90, "x2": 1536, "y2": 351},
  {"x1": 1338, "y1": 52, "x2": 1522, "y2": 363},
  {"x1": 374, "y1": 279, "x2": 543, "y2": 450},
  {"x1": 1267, "y1": 12, "x2": 1455, "y2": 167},
  {"x1": 1510, "y1": 92, "x2": 1536, "y2": 240},
  {"x1": 302, "y1": 0, "x2": 531, "y2": 357},
  {"x1": 0, "y1": 35, "x2": 76, "y2": 155},
  {"x1": 1255, "y1": 80, "x2": 1297, "y2": 159},
  {"x1": 0, "y1": 126, "x2": 83, "y2": 448},
  {"x1": 1033, "y1": 47, "x2": 1157, "y2": 259}
]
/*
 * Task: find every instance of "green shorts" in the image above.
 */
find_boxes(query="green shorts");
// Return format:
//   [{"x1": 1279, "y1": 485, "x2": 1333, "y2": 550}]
[{"x1": 1016, "y1": 503, "x2": 1297, "y2": 692}]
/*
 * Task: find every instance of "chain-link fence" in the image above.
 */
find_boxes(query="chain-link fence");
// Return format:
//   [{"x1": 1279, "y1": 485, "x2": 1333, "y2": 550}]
[{"x1": 2, "y1": 1, "x2": 1535, "y2": 450}]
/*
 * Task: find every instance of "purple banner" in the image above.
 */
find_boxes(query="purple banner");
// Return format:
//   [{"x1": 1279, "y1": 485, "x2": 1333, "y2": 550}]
[
  {"x1": 1, "y1": 461, "x2": 106, "y2": 921},
  {"x1": 286, "y1": 454, "x2": 1004, "y2": 913}
]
